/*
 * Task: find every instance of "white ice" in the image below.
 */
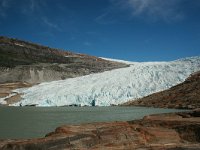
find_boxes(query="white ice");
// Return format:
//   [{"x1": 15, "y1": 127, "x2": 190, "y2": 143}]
[{"x1": 11, "y1": 56, "x2": 200, "y2": 107}]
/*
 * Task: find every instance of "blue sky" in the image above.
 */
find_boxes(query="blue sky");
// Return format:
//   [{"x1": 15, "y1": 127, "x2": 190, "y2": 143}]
[{"x1": 0, "y1": 0, "x2": 200, "y2": 61}]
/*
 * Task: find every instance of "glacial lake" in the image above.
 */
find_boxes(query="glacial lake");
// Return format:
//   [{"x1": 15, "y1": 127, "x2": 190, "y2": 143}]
[{"x1": 0, "y1": 106, "x2": 186, "y2": 139}]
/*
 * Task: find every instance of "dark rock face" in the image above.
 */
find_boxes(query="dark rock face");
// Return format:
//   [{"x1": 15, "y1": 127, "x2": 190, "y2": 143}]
[
  {"x1": 0, "y1": 36, "x2": 128, "y2": 84},
  {"x1": 1, "y1": 110, "x2": 200, "y2": 150},
  {"x1": 123, "y1": 71, "x2": 200, "y2": 109}
]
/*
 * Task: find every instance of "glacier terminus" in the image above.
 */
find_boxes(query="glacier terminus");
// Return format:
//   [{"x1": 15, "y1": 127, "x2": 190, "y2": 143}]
[{"x1": 10, "y1": 56, "x2": 200, "y2": 107}]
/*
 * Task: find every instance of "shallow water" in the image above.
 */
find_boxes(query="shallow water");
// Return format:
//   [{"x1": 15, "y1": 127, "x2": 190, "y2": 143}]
[{"x1": 0, "y1": 106, "x2": 185, "y2": 139}]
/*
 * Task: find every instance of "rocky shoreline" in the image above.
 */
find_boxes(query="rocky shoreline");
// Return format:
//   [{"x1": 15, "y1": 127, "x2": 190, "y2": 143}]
[{"x1": 0, "y1": 109, "x2": 200, "y2": 150}]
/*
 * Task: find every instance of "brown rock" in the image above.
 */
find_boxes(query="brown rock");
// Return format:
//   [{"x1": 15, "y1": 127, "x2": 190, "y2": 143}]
[{"x1": 1, "y1": 111, "x2": 200, "y2": 149}]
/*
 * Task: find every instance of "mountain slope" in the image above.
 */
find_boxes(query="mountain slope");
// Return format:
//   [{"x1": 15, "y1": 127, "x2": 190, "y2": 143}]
[
  {"x1": 6, "y1": 56, "x2": 200, "y2": 106},
  {"x1": 0, "y1": 36, "x2": 127, "y2": 83},
  {"x1": 123, "y1": 71, "x2": 200, "y2": 109}
]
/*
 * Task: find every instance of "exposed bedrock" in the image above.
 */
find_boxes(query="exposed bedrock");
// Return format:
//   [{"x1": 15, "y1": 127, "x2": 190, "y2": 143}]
[{"x1": 1, "y1": 110, "x2": 200, "y2": 150}]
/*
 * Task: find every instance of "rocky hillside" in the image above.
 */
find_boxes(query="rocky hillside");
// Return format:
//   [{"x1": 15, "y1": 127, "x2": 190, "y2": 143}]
[
  {"x1": 123, "y1": 71, "x2": 200, "y2": 109},
  {"x1": 0, "y1": 36, "x2": 128, "y2": 83},
  {"x1": 1, "y1": 110, "x2": 200, "y2": 149}
]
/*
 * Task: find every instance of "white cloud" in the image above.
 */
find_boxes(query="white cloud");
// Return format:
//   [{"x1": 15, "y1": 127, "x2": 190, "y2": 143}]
[
  {"x1": 111, "y1": 0, "x2": 185, "y2": 22},
  {"x1": 83, "y1": 41, "x2": 92, "y2": 46},
  {"x1": 20, "y1": 0, "x2": 62, "y2": 31},
  {"x1": 42, "y1": 17, "x2": 62, "y2": 31},
  {"x1": 29, "y1": 0, "x2": 38, "y2": 12},
  {"x1": 21, "y1": 0, "x2": 46, "y2": 14},
  {"x1": 95, "y1": 11, "x2": 117, "y2": 25},
  {"x1": 0, "y1": 0, "x2": 10, "y2": 17}
]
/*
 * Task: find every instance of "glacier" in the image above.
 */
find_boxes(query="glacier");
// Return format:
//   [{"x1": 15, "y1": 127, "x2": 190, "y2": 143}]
[{"x1": 11, "y1": 56, "x2": 200, "y2": 107}]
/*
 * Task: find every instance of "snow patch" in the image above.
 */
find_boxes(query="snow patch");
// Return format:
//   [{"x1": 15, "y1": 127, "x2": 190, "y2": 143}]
[
  {"x1": 14, "y1": 43, "x2": 24, "y2": 47},
  {"x1": 65, "y1": 55, "x2": 77, "y2": 57},
  {"x1": 100, "y1": 57, "x2": 136, "y2": 64}
]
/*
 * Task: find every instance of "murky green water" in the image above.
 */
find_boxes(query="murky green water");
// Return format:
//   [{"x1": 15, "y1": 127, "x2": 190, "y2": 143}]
[{"x1": 0, "y1": 106, "x2": 185, "y2": 139}]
